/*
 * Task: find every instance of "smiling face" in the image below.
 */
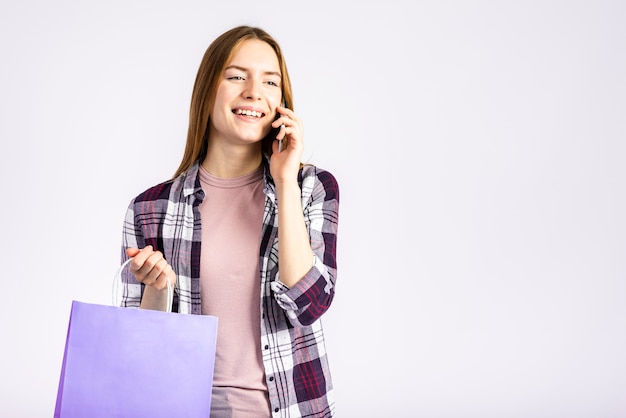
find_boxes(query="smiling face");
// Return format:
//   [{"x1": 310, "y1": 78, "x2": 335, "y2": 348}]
[{"x1": 208, "y1": 39, "x2": 283, "y2": 148}]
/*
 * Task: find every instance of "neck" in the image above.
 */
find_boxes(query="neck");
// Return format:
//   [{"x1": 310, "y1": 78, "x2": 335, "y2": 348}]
[{"x1": 201, "y1": 142, "x2": 263, "y2": 178}]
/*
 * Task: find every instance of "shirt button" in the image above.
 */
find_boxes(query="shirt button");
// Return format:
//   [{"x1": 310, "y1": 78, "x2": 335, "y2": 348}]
[
  {"x1": 264, "y1": 344, "x2": 269, "y2": 350},
  {"x1": 269, "y1": 376, "x2": 274, "y2": 382},
  {"x1": 274, "y1": 407, "x2": 279, "y2": 413}
]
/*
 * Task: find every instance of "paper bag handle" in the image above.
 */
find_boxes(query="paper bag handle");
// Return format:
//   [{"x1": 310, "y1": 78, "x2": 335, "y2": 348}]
[{"x1": 112, "y1": 258, "x2": 173, "y2": 313}]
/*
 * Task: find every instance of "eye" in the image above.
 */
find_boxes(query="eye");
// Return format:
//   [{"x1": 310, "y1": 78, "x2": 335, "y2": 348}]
[
  {"x1": 228, "y1": 75, "x2": 244, "y2": 81},
  {"x1": 266, "y1": 80, "x2": 280, "y2": 87}
]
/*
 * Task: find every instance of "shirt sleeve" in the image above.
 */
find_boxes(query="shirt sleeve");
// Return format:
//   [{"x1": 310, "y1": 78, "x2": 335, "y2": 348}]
[
  {"x1": 271, "y1": 167, "x2": 340, "y2": 326},
  {"x1": 119, "y1": 199, "x2": 145, "y2": 308}
]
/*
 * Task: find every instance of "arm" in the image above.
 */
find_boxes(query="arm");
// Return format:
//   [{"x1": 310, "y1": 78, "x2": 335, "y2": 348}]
[
  {"x1": 271, "y1": 168, "x2": 340, "y2": 326},
  {"x1": 275, "y1": 179, "x2": 314, "y2": 288},
  {"x1": 269, "y1": 108, "x2": 340, "y2": 325},
  {"x1": 270, "y1": 105, "x2": 313, "y2": 287}
]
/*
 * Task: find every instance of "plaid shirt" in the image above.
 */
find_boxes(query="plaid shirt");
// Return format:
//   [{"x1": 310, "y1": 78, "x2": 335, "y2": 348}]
[{"x1": 120, "y1": 158, "x2": 339, "y2": 417}]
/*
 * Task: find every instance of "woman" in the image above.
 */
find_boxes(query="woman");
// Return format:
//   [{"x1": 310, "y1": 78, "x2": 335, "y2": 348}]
[{"x1": 119, "y1": 25, "x2": 339, "y2": 417}]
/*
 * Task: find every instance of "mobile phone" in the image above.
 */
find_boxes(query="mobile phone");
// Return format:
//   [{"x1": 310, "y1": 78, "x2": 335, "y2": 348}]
[{"x1": 277, "y1": 100, "x2": 286, "y2": 152}]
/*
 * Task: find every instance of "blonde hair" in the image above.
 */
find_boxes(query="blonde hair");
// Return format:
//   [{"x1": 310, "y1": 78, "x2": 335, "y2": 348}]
[{"x1": 173, "y1": 25, "x2": 294, "y2": 178}]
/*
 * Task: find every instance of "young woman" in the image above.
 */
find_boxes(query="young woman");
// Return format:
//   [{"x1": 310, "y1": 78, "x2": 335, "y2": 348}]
[{"x1": 119, "y1": 25, "x2": 339, "y2": 417}]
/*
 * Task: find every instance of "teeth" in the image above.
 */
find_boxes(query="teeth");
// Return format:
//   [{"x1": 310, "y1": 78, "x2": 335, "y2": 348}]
[{"x1": 235, "y1": 109, "x2": 262, "y2": 118}]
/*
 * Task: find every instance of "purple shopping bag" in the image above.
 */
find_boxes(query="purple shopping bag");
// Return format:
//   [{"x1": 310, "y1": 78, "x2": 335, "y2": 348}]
[{"x1": 54, "y1": 261, "x2": 218, "y2": 417}]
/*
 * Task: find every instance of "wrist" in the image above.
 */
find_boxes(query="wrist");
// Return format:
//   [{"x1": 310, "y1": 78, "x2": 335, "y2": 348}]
[{"x1": 274, "y1": 178, "x2": 300, "y2": 192}]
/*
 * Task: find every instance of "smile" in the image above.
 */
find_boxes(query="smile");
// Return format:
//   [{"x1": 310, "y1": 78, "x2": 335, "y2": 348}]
[{"x1": 234, "y1": 109, "x2": 264, "y2": 118}]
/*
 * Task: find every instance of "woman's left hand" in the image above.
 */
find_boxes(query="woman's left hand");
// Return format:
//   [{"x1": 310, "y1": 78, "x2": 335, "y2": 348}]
[{"x1": 270, "y1": 106, "x2": 304, "y2": 183}]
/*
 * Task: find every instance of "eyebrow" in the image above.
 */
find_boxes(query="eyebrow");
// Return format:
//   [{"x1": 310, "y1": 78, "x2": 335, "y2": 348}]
[{"x1": 225, "y1": 65, "x2": 281, "y2": 78}]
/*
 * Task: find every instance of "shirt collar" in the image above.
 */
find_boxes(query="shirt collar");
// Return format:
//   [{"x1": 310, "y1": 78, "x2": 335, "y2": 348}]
[
  {"x1": 182, "y1": 157, "x2": 276, "y2": 201},
  {"x1": 182, "y1": 162, "x2": 203, "y2": 199}
]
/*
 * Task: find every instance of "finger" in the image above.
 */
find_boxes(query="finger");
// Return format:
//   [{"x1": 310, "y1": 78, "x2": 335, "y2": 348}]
[
  {"x1": 143, "y1": 257, "x2": 169, "y2": 287},
  {"x1": 272, "y1": 111, "x2": 299, "y2": 127},
  {"x1": 276, "y1": 123, "x2": 286, "y2": 140},
  {"x1": 128, "y1": 245, "x2": 154, "y2": 274},
  {"x1": 282, "y1": 127, "x2": 302, "y2": 147},
  {"x1": 132, "y1": 247, "x2": 165, "y2": 281},
  {"x1": 145, "y1": 262, "x2": 174, "y2": 290},
  {"x1": 138, "y1": 250, "x2": 166, "y2": 277},
  {"x1": 153, "y1": 264, "x2": 175, "y2": 291},
  {"x1": 126, "y1": 247, "x2": 140, "y2": 258},
  {"x1": 272, "y1": 116, "x2": 288, "y2": 130},
  {"x1": 277, "y1": 105, "x2": 296, "y2": 118},
  {"x1": 279, "y1": 119, "x2": 302, "y2": 139}
]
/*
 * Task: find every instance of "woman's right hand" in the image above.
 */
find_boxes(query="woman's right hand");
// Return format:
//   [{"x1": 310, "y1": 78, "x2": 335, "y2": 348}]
[{"x1": 126, "y1": 246, "x2": 176, "y2": 290}]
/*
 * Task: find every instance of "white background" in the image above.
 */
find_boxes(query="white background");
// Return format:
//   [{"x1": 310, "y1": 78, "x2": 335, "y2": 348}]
[{"x1": 1, "y1": 1, "x2": 625, "y2": 417}]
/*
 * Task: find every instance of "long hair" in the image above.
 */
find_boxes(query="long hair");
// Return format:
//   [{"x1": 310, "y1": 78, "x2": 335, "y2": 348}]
[{"x1": 173, "y1": 25, "x2": 294, "y2": 179}]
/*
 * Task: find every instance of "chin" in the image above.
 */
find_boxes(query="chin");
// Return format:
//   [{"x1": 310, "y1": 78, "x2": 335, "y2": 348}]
[{"x1": 240, "y1": 130, "x2": 269, "y2": 143}]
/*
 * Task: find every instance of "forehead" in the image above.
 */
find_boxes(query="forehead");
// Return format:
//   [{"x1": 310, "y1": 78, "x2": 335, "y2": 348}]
[{"x1": 228, "y1": 39, "x2": 280, "y2": 71}]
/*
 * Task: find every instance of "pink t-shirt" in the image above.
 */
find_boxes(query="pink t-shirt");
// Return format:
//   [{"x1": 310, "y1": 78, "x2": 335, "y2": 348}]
[{"x1": 198, "y1": 165, "x2": 271, "y2": 417}]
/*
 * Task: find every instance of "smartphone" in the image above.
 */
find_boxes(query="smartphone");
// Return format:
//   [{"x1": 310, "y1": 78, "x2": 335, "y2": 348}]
[{"x1": 276, "y1": 100, "x2": 286, "y2": 152}]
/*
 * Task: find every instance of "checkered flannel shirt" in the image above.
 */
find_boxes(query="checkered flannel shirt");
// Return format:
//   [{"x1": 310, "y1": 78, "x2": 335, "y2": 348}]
[{"x1": 120, "y1": 158, "x2": 339, "y2": 417}]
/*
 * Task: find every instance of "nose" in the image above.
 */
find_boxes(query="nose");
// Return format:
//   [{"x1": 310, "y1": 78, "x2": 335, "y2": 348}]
[{"x1": 243, "y1": 77, "x2": 262, "y2": 100}]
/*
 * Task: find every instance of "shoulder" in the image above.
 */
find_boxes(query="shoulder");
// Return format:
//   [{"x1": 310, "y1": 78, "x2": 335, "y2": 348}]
[
  {"x1": 131, "y1": 164, "x2": 200, "y2": 206},
  {"x1": 133, "y1": 179, "x2": 176, "y2": 204},
  {"x1": 125, "y1": 180, "x2": 177, "y2": 222}
]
